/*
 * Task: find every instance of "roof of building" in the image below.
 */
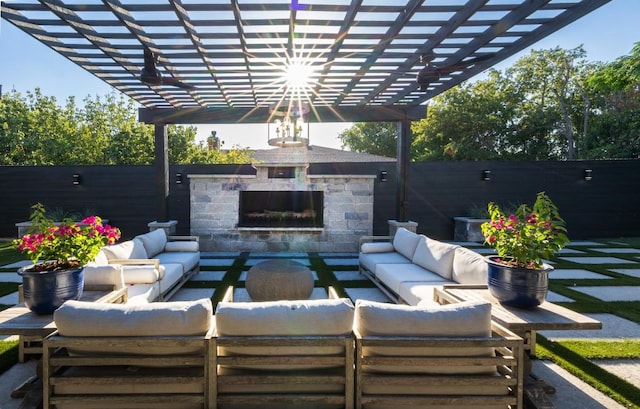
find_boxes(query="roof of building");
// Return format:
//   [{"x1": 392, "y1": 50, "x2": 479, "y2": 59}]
[{"x1": 252, "y1": 145, "x2": 395, "y2": 164}]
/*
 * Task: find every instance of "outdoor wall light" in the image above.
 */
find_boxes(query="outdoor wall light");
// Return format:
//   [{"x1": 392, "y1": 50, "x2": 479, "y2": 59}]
[
  {"x1": 481, "y1": 170, "x2": 491, "y2": 181},
  {"x1": 72, "y1": 174, "x2": 82, "y2": 185},
  {"x1": 584, "y1": 169, "x2": 593, "y2": 181},
  {"x1": 176, "y1": 173, "x2": 183, "y2": 184},
  {"x1": 379, "y1": 170, "x2": 388, "y2": 182}
]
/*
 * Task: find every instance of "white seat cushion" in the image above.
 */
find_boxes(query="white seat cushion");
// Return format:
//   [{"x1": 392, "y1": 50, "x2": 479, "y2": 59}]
[
  {"x1": 359, "y1": 251, "x2": 411, "y2": 275},
  {"x1": 392, "y1": 228, "x2": 421, "y2": 259},
  {"x1": 375, "y1": 263, "x2": 447, "y2": 293},
  {"x1": 159, "y1": 263, "x2": 185, "y2": 294},
  {"x1": 126, "y1": 283, "x2": 159, "y2": 304},
  {"x1": 156, "y1": 251, "x2": 200, "y2": 274},
  {"x1": 411, "y1": 236, "x2": 458, "y2": 280}
]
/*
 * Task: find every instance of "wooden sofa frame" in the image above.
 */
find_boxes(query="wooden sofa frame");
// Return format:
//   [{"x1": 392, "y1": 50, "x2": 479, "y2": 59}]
[
  {"x1": 354, "y1": 321, "x2": 524, "y2": 409},
  {"x1": 212, "y1": 286, "x2": 354, "y2": 409},
  {"x1": 42, "y1": 326, "x2": 215, "y2": 409}
]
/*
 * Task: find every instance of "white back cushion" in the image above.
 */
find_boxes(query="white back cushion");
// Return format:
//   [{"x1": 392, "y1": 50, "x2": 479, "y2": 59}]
[
  {"x1": 354, "y1": 299, "x2": 494, "y2": 374},
  {"x1": 135, "y1": 229, "x2": 168, "y2": 258},
  {"x1": 452, "y1": 247, "x2": 488, "y2": 284},
  {"x1": 55, "y1": 298, "x2": 212, "y2": 337},
  {"x1": 411, "y1": 236, "x2": 458, "y2": 280},
  {"x1": 392, "y1": 228, "x2": 421, "y2": 259},
  {"x1": 101, "y1": 238, "x2": 148, "y2": 260}
]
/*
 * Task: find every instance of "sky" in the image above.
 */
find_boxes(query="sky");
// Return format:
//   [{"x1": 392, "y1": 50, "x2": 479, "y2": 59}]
[{"x1": 0, "y1": 0, "x2": 638, "y2": 150}]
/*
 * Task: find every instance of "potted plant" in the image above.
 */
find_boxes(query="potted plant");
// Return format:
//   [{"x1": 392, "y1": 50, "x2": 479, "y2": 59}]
[
  {"x1": 481, "y1": 192, "x2": 569, "y2": 308},
  {"x1": 12, "y1": 203, "x2": 121, "y2": 314}
]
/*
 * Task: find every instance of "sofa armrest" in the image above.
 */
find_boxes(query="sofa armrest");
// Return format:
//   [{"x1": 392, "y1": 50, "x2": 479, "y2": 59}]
[{"x1": 108, "y1": 258, "x2": 160, "y2": 270}]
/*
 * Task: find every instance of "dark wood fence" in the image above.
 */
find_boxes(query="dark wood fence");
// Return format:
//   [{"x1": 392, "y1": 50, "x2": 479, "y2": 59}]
[{"x1": 1, "y1": 160, "x2": 638, "y2": 241}]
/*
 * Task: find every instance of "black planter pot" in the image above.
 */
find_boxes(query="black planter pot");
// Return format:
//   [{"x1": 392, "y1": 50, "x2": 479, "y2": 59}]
[
  {"x1": 18, "y1": 266, "x2": 85, "y2": 314},
  {"x1": 485, "y1": 256, "x2": 553, "y2": 309}
]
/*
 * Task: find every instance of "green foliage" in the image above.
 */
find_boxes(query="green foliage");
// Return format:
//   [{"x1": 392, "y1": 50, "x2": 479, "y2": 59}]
[
  {"x1": 0, "y1": 89, "x2": 253, "y2": 165},
  {"x1": 410, "y1": 44, "x2": 640, "y2": 161},
  {"x1": 13, "y1": 203, "x2": 121, "y2": 270},
  {"x1": 481, "y1": 192, "x2": 569, "y2": 269},
  {"x1": 337, "y1": 122, "x2": 396, "y2": 157}
]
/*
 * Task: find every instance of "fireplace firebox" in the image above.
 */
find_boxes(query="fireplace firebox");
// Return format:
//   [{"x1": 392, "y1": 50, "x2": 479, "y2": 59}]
[{"x1": 239, "y1": 191, "x2": 324, "y2": 228}]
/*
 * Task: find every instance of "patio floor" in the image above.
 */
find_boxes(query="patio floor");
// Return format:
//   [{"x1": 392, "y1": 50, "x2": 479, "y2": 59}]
[{"x1": 1, "y1": 239, "x2": 639, "y2": 408}]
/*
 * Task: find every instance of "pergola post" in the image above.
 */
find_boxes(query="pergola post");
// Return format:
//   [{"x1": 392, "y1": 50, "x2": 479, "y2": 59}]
[
  {"x1": 396, "y1": 118, "x2": 411, "y2": 222},
  {"x1": 154, "y1": 123, "x2": 169, "y2": 222}
]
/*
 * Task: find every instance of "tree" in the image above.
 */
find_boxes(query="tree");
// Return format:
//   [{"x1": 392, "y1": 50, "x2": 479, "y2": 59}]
[
  {"x1": 0, "y1": 89, "x2": 253, "y2": 165},
  {"x1": 337, "y1": 122, "x2": 396, "y2": 157}
]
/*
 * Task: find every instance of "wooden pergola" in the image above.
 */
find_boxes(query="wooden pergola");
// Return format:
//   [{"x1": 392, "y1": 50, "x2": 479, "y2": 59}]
[{"x1": 2, "y1": 0, "x2": 611, "y2": 222}]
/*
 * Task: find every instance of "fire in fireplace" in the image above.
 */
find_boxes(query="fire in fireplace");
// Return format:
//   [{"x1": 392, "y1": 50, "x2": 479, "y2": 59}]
[{"x1": 239, "y1": 191, "x2": 323, "y2": 228}]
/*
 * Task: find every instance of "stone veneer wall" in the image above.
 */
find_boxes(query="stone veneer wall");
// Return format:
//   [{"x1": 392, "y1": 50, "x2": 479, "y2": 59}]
[{"x1": 189, "y1": 166, "x2": 376, "y2": 252}]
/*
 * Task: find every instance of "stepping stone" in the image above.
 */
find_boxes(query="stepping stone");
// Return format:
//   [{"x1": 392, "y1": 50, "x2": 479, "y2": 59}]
[
  {"x1": 200, "y1": 252, "x2": 241, "y2": 258},
  {"x1": 344, "y1": 288, "x2": 391, "y2": 303},
  {"x1": 546, "y1": 291, "x2": 574, "y2": 303},
  {"x1": 568, "y1": 241, "x2": 605, "y2": 246},
  {"x1": 0, "y1": 272, "x2": 22, "y2": 283},
  {"x1": 591, "y1": 360, "x2": 640, "y2": 389},
  {"x1": 551, "y1": 269, "x2": 612, "y2": 280},
  {"x1": 572, "y1": 286, "x2": 640, "y2": 302},
  {"x1": 190, "y1": 271, "x2": 227, "y2": 281},
  {"x1": 591, "y1": 247, "x2": 640, "y2": 254},
  {"x1": 199, "y1": 258, "x2": 236, "y2": 267},
  {"x1": 318, "y1": 252, "x2": 358, "y2": 257},
  {"x1": 333, "y1": 271, "x2": 367, "y2": 281},
  {"x1": 248, "y1": 252, "x2": 308, "y2": 258},
  {"x1": 0, "y1": 292, "x2": 19, "y2": 306},
  {"x1": 609, "y1": 269, "x2": 640, "y2": 279},
  {"x1": 558, "y1": 248, "x2": 585, "y2": 254},
  {"x1": 0, "y1": 261, "x2": 31, "y2": 269},
  {"x1": 559, "y1": 257, "x2": 636, "y2": 264},
  {"x1": 323, "y1": 258, "x2": 359, "y2": 266},
  {"x1": 244, "y1": 258, "x2": 311, "y2": 267},
  {"x1": 541, "y1": 313, "x2": 640, "y2": 340},
  {"x1": 232, "y1": 287, "x2": 327, "y2": 302},
  {"x1": 169, "y1": 288, "x2": 214, "y2": 302}
]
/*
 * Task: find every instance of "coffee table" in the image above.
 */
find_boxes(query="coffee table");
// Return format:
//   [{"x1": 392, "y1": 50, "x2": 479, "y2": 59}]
[
  {"x1": 435, "y1": 284, "x2": 602, "y2": 408},
  {"x1": 246, "y1": 259, "x2": 314, "y2": 301}
]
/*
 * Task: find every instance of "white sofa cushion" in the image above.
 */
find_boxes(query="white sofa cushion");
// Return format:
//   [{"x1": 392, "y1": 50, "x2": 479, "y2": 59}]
[
  {"x1": 82, "y1": 264, "x2": 124, "y2": 290},
  {"x1": 398, "y1": 281, "x2": 450, "y2": 306},
  {"x1": 215, "y1": 298, "x2": 354, "y2": 370},
  {"x1": 156, "y1": 251, "x2": 200, "y2": 274},
  {"x1": 375, "y1": 263, "x2": 447, "y2": 293},
  {"x1": 126, "y1": 283, "x2": 159, "y2": 304},
  {"x1": 92, "y1": 250, "x2": 109, "y2": 265},
  {"x1": 121, "y1": 265, "x2": 160, "y2": 284},
  {"x1": 55, "y1": 298, "x2": 213, "y2": 337},
  {"x1": 411, "y1": 236, "x2": 458, "y2": 280},
  {"x1": 360, "y1": 242, "x2": 394, "y2": 253},
  {"x1": 354, "y1": 299, "x2": 495, "y2": 374},
  {"x1": 392, "y1": 228, "x2": 421, "y2": 259},
  {"x1": 135, "y1": 229, "x2": 168, "y2": 258},
  {"x1": 101, "y1": 238, "x2": 148, "y2": 260},
  {"x1": 359, "y1": 252, "x2": 411, "y2": 275},
  {"x1": 216, "y1": 298, "x2": 354, "y2": 337},
  {"x1": 158, "y1": 263, "x2": 186, "y2": 294},
  {"x1": 452, "y1": 246, "x2": 489, "y2": 284}
]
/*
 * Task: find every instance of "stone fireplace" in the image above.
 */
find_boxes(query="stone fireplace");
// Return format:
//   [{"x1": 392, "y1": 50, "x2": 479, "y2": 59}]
[{"x1": 189, "y1": 163, "x2": 375, "y2": 252}]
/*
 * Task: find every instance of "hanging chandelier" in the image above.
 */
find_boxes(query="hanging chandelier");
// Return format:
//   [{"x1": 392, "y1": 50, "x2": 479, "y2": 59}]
[{"x1": 267, "y1": 103, "x2": 310, "y2": 147}]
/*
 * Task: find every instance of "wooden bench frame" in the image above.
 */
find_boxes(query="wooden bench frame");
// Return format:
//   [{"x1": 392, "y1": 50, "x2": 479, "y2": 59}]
[
  {"x1": 42, "y1": 326, "x2": 214, "y2": 409},
  {"x1": 354, "y1": 321, "x2": 524, "y2": 409}
]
